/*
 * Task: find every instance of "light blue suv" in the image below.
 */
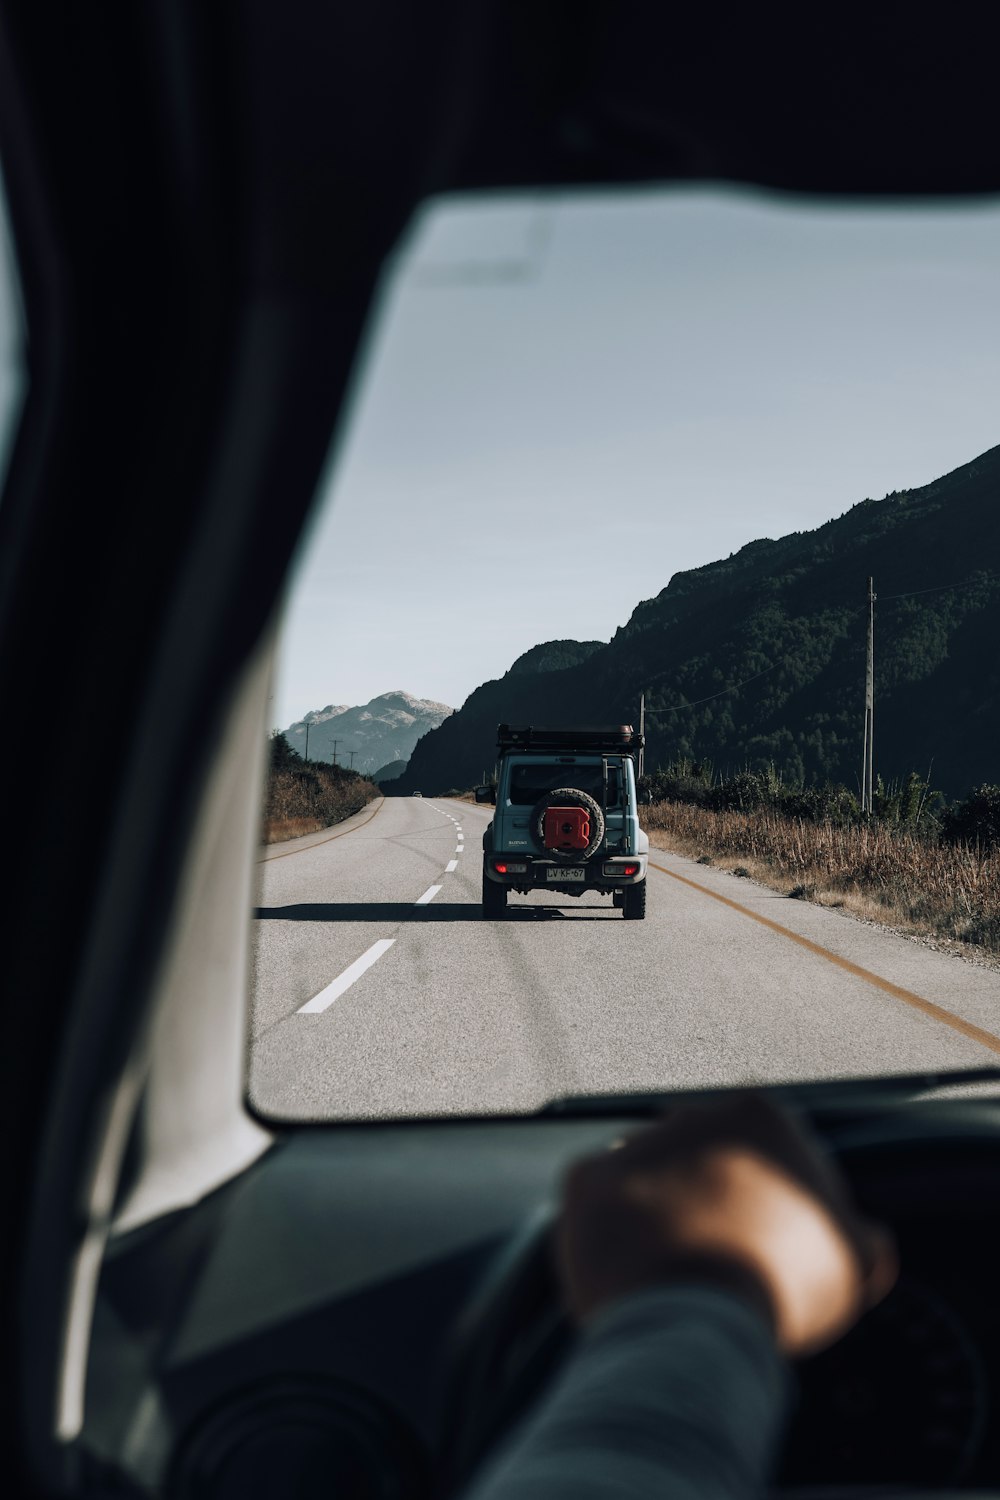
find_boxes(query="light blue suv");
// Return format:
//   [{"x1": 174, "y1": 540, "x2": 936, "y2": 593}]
[{"x1": 478, "y1": 724, "x2": 648, "y2": 919}]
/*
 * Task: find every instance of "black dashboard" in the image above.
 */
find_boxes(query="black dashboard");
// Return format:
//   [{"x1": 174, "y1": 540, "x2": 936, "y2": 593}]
[
  {"x1": 781, "y1": 1130, "x2": 1000, "y2": 1490},
  {"x1": 84, "y1": 1101, "x2": 1000, "y2": 1498}
]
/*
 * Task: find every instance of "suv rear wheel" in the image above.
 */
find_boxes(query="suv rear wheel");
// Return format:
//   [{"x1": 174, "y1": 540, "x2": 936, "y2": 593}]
[
  {"x1": 482, "y1": 869, "x2": 508, "y2": 917},
  {"x1": 622, "y1": 879, "x2": 647, "y2": 920}
]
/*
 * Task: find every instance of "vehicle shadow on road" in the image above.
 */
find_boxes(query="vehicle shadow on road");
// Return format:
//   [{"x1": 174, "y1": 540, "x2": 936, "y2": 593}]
[
  {"x1": 253, "y1": 903, "x2": 610, "y2": 922},
  {"x1": 255, "y1": 903, "x2": 480, "y2": 921}
]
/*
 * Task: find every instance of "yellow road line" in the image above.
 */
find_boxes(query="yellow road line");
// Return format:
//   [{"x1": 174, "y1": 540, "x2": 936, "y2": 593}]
[
  {"x1": 648, "y1": 860, "x2": 1000, "y2": 1058},
  {"x1": 257, "y1": 796, "x2": 384, "y2": 863}
]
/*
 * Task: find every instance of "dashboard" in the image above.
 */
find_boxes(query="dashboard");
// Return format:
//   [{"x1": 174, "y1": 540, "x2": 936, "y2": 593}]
[
  {"x1": 84, "y1": 1102, "x2": 1000, "y2": 1497},
  {"x1": 780, "y1": 1133, "x2": 1000, "y2": 1490}
]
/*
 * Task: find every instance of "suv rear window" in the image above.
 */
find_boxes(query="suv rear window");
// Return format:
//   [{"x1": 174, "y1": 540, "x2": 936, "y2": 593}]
[{"x1": 509, "y1": 764, "x2": 614, "y2": 805}]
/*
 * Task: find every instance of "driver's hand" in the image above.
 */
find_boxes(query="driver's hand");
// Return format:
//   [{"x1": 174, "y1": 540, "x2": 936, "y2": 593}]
[{"x1": 556, "y1": 1093, "x2": 897, "y2": 1357}]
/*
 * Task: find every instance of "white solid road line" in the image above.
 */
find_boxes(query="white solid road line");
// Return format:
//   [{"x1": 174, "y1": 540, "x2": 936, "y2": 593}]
[
  {"x1": 445, "y1": 859, "x2": 458, "y2": 872},
  {"x1": 297, "y1": 940, "x2": 395, "y2": 1015},
  {"x1": 416, "y1": 884, "x2": 443, "y2": 905}
]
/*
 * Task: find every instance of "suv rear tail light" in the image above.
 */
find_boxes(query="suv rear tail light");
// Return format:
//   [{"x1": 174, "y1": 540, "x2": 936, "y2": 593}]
[
  {"x1": 494, "y1": 859, "x2": 527, "y2": 874},
  {"x1": 603, "y1": 861, "x2": 640, "y2": 877}
]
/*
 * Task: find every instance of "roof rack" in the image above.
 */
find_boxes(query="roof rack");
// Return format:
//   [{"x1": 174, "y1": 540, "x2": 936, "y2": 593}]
[{"x1": 497, "y1": 724, "x2": 643, "y2": 756}]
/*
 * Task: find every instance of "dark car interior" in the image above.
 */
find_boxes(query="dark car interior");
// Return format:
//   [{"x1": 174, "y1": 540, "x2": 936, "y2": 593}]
[{"x1": 4, "y1": 4, "x2": 1000, "y2": 1497}]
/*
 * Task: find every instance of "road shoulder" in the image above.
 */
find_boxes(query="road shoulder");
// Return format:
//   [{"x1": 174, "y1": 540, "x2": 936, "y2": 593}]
[{"x1": 257, "y1": 796, "x2": 384, "y2": 863}]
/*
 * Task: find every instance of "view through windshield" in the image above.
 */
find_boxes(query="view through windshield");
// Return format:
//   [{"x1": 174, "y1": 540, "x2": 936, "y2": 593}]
[{"x1": 248, "y1": 189, "x2": 1000, "y2": 1122}]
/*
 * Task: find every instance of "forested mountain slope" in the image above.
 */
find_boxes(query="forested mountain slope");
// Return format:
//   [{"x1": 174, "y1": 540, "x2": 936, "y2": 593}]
[{"x1": 397, "y1": 446, "x2": 1000, "y2": 798}]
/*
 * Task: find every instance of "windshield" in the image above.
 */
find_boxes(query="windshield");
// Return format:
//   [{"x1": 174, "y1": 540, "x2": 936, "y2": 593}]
[{"x1": 248, "y1": 189, "x2": 1000, "y2": 1123}]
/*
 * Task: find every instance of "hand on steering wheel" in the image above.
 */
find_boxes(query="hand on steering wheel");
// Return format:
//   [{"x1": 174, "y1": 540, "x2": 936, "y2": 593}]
[{"x1": 556, "y1": 1093, "x2": 898, "y2": 1356}]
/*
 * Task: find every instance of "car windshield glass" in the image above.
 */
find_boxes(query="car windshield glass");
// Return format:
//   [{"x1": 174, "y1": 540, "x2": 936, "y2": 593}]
[{"x1": 248, "y1": 188, "x2": 1000, "y2": 1124}]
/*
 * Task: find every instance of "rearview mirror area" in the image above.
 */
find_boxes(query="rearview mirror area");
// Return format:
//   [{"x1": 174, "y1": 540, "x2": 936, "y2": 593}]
[{"x1": 474, "y1": 785, "x2": 495, "y2": 804}]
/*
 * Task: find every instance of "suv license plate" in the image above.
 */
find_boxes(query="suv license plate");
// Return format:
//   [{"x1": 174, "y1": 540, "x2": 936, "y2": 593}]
[{"x1": 547, "y1": 867, "x2": 584, "y2": 882}]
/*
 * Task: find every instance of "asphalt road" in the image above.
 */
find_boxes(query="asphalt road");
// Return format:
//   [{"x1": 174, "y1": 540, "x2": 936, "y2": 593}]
[{"x1": 248, "y1": 796, "x2": 1000, "y2": 1120}]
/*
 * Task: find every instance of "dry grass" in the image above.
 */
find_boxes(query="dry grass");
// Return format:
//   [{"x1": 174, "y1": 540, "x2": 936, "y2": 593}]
[
  {"x1": 262, "y1": 816, "x2": 326, "y2": 844},
  {"x1": 643, "y1": 801, "x2": 1000, "y2": 959}
]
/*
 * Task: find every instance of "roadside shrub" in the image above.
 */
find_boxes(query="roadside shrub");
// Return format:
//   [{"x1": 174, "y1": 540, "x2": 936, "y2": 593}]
[
  {"x1": 941, "y1": 785, "x2": 1000, "y2": 852},
  {"x1": 640, "y1": 759, "x2": 714, "y2": 807},
  {"x1": 872, "y1": 771, "x2": 942, "y2": 832},
  {"x1": 264, "y1": 737, "x2": 378, "y2": 840},
  {"x1": 775, "y1": 783, "x2": 860, "y2": 824},
  {"x1": 709, "y1": 768, "x2": 779, "y2": 813},
  {"x1": 641, "y1": 759, "x2": 946, "y2": 833}
]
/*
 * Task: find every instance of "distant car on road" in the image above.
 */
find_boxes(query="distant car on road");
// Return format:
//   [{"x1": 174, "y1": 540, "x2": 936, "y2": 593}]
[{"x1": 412, "y1": 790, "x2": 422, "y2": 797}]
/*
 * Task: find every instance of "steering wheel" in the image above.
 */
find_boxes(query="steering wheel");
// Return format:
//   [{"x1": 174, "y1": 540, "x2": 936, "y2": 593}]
[
  {"x1": 439, "y1": 1102, "x2": 1000, "y2": 1497},
  {"x1": 440, "y1": 1205, "x2": 569, "y2": 1493}
]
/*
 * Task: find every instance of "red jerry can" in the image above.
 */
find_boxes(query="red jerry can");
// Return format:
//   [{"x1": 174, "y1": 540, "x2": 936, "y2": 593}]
[{"x1": 543, "y1": 805, "x2": 591, "y2": 850}]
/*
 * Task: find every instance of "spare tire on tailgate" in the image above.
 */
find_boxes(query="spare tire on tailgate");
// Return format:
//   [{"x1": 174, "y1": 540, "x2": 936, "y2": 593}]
[{"x1": 530, "y1": 787, "x2": 605, "y2": 862}]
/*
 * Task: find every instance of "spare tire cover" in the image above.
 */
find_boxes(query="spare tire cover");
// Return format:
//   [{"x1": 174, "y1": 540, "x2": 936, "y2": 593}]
[{"x1": 531, "y1": 787, "x2": 606, "y2": 861}]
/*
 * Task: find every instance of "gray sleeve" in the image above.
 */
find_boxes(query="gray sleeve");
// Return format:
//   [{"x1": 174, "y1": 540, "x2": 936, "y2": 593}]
[{"x1": 461, "y1": 1286, "x2": 792, "y2": 1500}]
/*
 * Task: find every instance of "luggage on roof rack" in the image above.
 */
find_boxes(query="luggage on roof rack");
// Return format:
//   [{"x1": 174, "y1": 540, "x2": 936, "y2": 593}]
[{"x1": 496, "y1": 724, "x2": 643, "y2": 755}]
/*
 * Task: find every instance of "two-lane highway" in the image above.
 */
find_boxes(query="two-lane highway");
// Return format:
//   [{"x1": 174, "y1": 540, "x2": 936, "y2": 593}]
[{"x1": 248, "y1": 796, "x2": 1000, "y2": 1119}]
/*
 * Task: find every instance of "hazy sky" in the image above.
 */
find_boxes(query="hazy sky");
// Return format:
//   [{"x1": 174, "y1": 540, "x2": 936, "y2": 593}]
[{"x1": 272, "y1": 187, "x2": 1000, "y2": 728}]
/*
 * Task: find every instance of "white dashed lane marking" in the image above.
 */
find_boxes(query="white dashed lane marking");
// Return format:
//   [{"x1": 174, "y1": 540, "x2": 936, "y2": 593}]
[
  {"x1": 297, "y1": 802, "x2": 477, "y2": 1017},
  {"x1": 297, "y1": 940, "x2": 395, "y2": 1015}
]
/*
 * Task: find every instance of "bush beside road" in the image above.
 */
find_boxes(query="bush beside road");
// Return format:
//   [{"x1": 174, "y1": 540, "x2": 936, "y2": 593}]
[{"x1": 264, "y1": 733, "x2": 379, "y2": 844}]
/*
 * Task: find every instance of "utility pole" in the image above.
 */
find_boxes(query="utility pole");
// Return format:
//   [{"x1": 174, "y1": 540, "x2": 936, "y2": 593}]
[
  {"x1": 638, "y1": 692, "x2": 646, "y2": 781},
  {"x1": 331, "y1": 738, "x2": 339, "y2": 767},
  {"x1": 304, "y1": 721, "x2": 311, "y2": 761},
  {"x1": 861, "y1": 577, "x2": 875, "y2": 814},
  {"x1": 348, "y1": 750, "x2": 357, "y2": 770}
]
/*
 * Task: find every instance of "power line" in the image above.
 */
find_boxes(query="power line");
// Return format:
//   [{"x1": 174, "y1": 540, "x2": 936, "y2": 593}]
[
  {"x1": 643, "y1": 661, "x2": 781, "y2": 715},
  {"x1": 879, "y1": 570, "x2": 999, "y2": 602}
]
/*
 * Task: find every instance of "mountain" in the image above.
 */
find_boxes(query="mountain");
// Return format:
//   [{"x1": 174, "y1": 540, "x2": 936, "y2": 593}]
[
  {"x1": 395, "y1": 446, "x2": 1000, "y2": 799},
  {"x1": 507, "y1": 640, "x2": 605, "y2": 675},
  {"x1": 373, "y1": 759, "x2": 408, "y2": 783},
  {"x1": 283, "y1": 691, "x2": 453, "y2": 775}
]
